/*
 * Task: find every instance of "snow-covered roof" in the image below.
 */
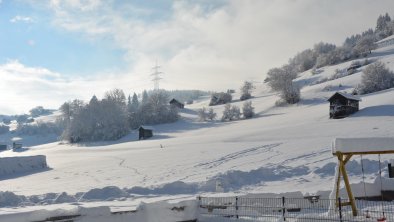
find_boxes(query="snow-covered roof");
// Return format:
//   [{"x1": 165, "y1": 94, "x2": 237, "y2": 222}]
[
  {"x1": 332, "y1": 137, "x2": 394, "y2": 154},
  {"x1": 377, "y1": 35, "x2": 394, "y2": 44},
  {"x1": 327, "y1": 92, "x2": 361, "y2": 102}
]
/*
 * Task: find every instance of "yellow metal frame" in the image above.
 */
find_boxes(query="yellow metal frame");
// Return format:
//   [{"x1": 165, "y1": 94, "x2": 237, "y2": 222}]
[{"x1": 333, "y1": 150, "x2": 394, "y2": 216}]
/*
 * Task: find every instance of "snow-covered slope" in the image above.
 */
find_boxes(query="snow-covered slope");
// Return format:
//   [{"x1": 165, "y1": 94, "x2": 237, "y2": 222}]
[{"x1": 1, "y1": 44, "x2": 394, "y2": 215}]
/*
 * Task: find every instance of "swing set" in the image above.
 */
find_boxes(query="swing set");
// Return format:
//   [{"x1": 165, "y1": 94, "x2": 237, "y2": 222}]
[{"x1": 332, "y1": 137, "x2": 394, "y2": 220}]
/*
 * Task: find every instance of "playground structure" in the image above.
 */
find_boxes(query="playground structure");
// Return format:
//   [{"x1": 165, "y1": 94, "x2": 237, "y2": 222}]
[{"x1": 332, "y1": 137, "x2": 394, "y2": 219}]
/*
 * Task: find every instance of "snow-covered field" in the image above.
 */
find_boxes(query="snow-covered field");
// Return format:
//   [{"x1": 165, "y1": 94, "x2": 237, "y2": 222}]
[{"x1": 1, "y1": 45, "x2": 394, "y2": 220}]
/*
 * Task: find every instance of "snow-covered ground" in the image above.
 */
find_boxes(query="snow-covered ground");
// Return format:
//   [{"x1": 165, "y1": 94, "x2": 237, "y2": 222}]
[{"x1": 1, "y1": 45, "x2": 394, "y2": 220}]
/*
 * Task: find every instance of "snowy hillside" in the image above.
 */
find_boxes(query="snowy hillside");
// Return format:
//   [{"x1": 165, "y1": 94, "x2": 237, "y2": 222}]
[{"x1": 1, "y1": 44, "x2": 394, "y2": 218}]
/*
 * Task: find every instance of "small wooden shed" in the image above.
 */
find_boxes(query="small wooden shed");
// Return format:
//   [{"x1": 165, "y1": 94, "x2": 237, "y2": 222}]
[
  {"x1": 169, "y1": 99, "x2": 184, "y2": 109},
  {"x1": 328, "y1": 92, "x2": 361, "y2": 119},
  {"x1": 139, "y1": 126, "x2": 153, "y2": 140}
]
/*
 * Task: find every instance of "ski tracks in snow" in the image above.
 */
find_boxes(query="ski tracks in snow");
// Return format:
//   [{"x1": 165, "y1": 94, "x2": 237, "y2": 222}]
[{"x1": 195, "y1": 143, "x2": 282, "y2": 169}]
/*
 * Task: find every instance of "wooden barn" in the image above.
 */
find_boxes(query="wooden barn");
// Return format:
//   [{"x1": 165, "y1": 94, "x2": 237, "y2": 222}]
[
  {"x1": 328, "y1": 92, "x2": 361, "y2": 119},
  {"x1": 169, "y1": 99, "x2": 184, "y2": 109},
  {"x1": 139, "y1": 126, "x2": 153, "y2": 140}
]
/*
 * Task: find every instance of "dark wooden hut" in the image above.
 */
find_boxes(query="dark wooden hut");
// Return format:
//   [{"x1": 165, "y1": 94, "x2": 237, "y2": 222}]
[
  {"x1": 328, "y1": 92, "x2": 361, "y2": 119},
  {"x1": 139, "y1": 126, "x2": 153, "y2": 140},
  {"x1": 169, "y1": 99, "x2": 184, "y2": 109}
]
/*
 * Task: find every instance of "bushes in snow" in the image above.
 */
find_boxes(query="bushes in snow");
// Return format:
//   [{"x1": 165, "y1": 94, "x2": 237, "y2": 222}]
[
  {"x1": 358, "y1": 61, "x2": 394, "y2": 94},
  {"x1": 221, "y1": 104, "x2": 241, "y2": 121},
  {"x1": 242, "y1": 101, "x2": 255, "y2": 119},
  {"x1": 207, "y1": 108, "x2": 217, "y2": 121},
  {"x1": 197, "y1": 107, "x2": 207, "y2": 121},
  {"x1": 265, "y1": 65, "x2": 300, "y2": 104},
  {"x1": 240, "y1": 81, "x2": 254, "y2": 101},
  {"x1": 198, "y1": 107, "x2": 216, "y2": 121},
  {"x1": 209, "y1": 92, "x2": 232, "y2": 106}
]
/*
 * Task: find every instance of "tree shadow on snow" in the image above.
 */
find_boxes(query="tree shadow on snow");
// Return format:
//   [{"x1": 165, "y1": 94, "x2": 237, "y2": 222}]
[
  {"x1": 298, "y1": 98, "x2": 328, "y2": 106},
  {"x1": 351, "y1": 105, "x2": 394, "y2": 117}
]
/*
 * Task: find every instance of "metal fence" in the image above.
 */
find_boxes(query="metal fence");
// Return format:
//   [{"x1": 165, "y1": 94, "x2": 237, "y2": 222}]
[{"x1": 198, "y1": 196, "x2": 394, "y2": 222}]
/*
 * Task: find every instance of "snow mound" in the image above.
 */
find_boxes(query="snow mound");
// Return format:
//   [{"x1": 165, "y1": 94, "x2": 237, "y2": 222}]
[
  {"x1": 0, "y1": 191, "x2": 27, "y2": 207},
  {"x1": 54, "y1": 192, "x2": 77, "y2": 203},
  {"x1": 0, "y1": 155, "x2": 47, "y2": 177},
  {"x1": 137, "y1": 200, "x2": 198, "y2": 222},
  {"x1": 128, "y1": 181, "x2": 199, "y2": 195},
  {"x1": 80, "y1": 186, "x2": 129, "y2": 201}
]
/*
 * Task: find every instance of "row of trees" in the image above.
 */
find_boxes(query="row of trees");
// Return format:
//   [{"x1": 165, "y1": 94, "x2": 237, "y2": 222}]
[
  {"x1": 59, "y1": 89, "x2": 179, "y2": 143},
  {"x1": 264, "y1": 13, "x2": 394, "y2": 104},
  {"x1": 209, "y1": 81, "x2": 255, "y2": 106},
  {"x1": 290, "y1": 13, "x2": 394, "y2": 73},
  {"x1": 198, "y1": 101, "x2": 255, "y2": 122}
]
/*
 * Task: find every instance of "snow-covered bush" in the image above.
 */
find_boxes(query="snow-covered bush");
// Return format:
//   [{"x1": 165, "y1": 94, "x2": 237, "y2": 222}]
[
  {"x1": 207, "y1": 108, "x2": 217, "y2": 121},
  {"x1": 358, "y1": 62, "x2": 394, "y2": 94},
  {"x1": 266, "y1": 65, "x2": 300, "y2": 104},
  {"x1": 242, "y1": 101, "x2": 255, "y2": 119},
  {"x1": 209, "y1": 92, "x2": 232, "y2": 106},
  {"x1": 240, "y1": 81, "x2": 254, "y2": 101},
  {"x1": 198, "y1": 107, "x2": 216, "y2": 121},
  {"x1": 280, "y1": 84, "x2": 301, "y2": 104},
  {"x1": 221, "y1": 104, "x2": 240, "y2": 121},
  {"x1": 197, "y1": 107, "x2": 207, "y2": 121}
]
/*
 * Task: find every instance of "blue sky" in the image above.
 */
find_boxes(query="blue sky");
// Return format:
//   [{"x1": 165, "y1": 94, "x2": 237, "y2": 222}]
[
  {"x1": 1, "y1": 0, "x2": 394, "y2": 114},
  {"x1": 0, "y1": 0, "x2": 127, "y2": 75}
]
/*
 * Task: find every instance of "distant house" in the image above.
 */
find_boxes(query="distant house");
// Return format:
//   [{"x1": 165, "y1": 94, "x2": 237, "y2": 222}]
[
  {"x1": 328, "y1": 92, "x2": 361, "y2": 119},
  {"x1": 169, "y1": 99, "x2": 184, "y2": 109},
  {"x1": 12, "y1": 142, "x2": 22, "y2": 149},
  {"x1": 139, "y1": 126, "x2": 153, "y2": 140}
]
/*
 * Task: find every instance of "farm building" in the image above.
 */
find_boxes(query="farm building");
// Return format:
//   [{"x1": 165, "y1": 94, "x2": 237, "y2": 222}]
[
  {"x1": 139, "y1": 126, "x2": 153, "y2": 140},
  {"x1": 169, "y1": 99, "x2": 184, "y2": 109},
  {"x1": 328, "y1": 92, "x2": 361, "y2": 119}
]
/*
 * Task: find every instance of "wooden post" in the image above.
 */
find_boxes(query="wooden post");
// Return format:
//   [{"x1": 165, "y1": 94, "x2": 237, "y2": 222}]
[{"x1": 335, "y1": 152, "x2": 357, "y2": 216}]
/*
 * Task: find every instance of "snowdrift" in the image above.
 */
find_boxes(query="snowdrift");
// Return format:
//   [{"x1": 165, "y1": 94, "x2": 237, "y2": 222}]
[{"x1": 0, "y1": 155, "x2": 47, "y2": 177}]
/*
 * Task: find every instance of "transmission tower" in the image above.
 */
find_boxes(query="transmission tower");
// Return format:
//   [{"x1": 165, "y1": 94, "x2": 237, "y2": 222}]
[{"x1": 151, "y1": 61, "x2": 163, "y2": 90}]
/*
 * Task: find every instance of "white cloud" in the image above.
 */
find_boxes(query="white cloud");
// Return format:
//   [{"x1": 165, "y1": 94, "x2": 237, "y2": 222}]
[
  {"x1": 40, "y1": 0, "x2": 394, "y2": 92},
  {"x1": 10, "y1": 15, "x2": 35, "y2": 23},
  {"x1": 0, "y1": 60, "x2": 149, "y2": 114}
]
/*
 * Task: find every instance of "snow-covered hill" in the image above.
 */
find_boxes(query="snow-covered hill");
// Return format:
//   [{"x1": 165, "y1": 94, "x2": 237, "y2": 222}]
[{"x1": 1, "y1": 44, "x2": 394, "y2": 217}]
